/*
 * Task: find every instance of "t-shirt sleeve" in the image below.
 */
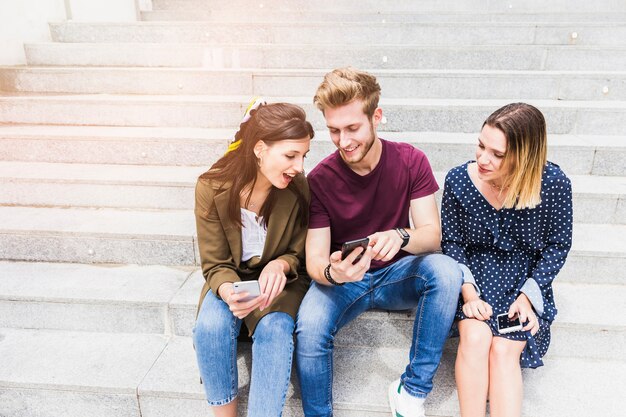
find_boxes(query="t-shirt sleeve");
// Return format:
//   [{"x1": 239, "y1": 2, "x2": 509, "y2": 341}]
[
  {"x1": 307, "y1": 173, "x2": 331, "y2": 229},
  {"x1": 409, "y1": 147, "x2": 439, "y2": 200}
]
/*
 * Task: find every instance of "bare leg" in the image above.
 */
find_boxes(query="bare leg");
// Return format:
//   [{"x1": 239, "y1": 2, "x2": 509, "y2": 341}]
[
  {"x1": 212, "y1": 399, "x2": 237, "y2": 417},
  {"x1": 488, "y1": 337, "x2": 527, "y2": 417},
  {"x1": 456, "y1": 320, "x2": 493, "y2": 417}
]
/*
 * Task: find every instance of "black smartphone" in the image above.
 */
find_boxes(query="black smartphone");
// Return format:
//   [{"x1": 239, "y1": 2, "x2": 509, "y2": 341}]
[{"x1": 341, "y1": 237, "x2": 370, "y2": 262}]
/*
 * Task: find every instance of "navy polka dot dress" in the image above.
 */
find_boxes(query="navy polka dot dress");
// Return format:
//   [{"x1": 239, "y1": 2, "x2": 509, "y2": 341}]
[{"x1": 441, "y1": 161, "x2": 573, "y2": 368}]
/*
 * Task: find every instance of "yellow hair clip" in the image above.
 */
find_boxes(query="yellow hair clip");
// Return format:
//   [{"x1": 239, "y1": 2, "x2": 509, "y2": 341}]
[{"x1": 225, "y1": 96, "x2": 267, "y2": 155}]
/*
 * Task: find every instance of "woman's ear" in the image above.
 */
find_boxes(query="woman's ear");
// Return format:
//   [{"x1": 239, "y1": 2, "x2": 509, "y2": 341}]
[{"x1": 253, "y1": 140, "x2": 267, "y2": 158}]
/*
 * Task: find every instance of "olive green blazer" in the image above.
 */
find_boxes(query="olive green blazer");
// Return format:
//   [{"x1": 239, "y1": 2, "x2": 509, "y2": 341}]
[{"x1": 194, "y1": 174, "x2": 310, "y2": 335}]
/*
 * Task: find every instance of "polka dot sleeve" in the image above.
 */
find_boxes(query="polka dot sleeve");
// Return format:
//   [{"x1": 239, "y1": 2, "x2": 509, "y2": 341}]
[{"x1": 530, "y1": 175, "x2": 573, "y2": 304}]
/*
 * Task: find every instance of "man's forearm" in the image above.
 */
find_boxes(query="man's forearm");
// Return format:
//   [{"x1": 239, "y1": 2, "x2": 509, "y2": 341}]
[
  {"x1": 306, "y1": 257, "x2": 333, "y2": 286},
  {"x1": 403, "y1": 224, "x2": 442, "y2": 254}
]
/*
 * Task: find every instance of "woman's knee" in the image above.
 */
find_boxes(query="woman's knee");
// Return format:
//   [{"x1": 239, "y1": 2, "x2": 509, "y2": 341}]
[
  {"x1": 458, "y1": 320, "x2": 492, "y2": 358},
  {"x1": 253, "y1": 312, "x2": 295, "y2": 345},
  {"x1": 193, "y1": 293, "x2": 236, "y2": 344},
  {"x1": 489, "y1": 337, "x2": 525, "y2": 368}
]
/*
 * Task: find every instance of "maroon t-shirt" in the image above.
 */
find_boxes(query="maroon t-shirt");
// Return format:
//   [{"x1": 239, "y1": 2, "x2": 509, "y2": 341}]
[{"x1": 308, "y1": 138, "x2": 439, "y2": 270}]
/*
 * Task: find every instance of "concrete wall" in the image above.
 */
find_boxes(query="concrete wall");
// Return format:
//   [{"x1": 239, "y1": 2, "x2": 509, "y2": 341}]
[
  {"x1": 0, "y1": 0, "x2": 140, "y2": 65},
  {"x1": 0, "y1": 0, "x2": 66, "y2": 65}
]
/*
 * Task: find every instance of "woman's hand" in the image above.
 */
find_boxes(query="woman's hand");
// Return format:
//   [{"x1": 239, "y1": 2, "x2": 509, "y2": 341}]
[
  {"x1": 508, "y1": 293, "x2": 539, "y2": 336},
  {"x1": 461, "y1": 283, "x2": 492, "y2": 321},
  {"x1": 258, "y1": 259, "x2": 289, "y2": 311},
  {"x1": 462, "y1": 298, "x2": 493, "y2": 321},
  {"x1": 218, "y1": 282, "x2": 267, "y2": 319}
]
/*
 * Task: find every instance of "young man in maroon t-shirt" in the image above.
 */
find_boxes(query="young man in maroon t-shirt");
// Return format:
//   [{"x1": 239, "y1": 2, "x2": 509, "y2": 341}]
[{"x1": 295, "y1": 67, "x2": 463, "y2": 417}]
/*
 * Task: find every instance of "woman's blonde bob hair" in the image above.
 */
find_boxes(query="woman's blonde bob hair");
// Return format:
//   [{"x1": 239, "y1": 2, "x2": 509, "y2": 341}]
[
  {"x1": 485, "y1": 103, "x2": 548, "y2": 210},
  {"x1": 313, "y1": 67, "x2": 381, "y2": 118}
]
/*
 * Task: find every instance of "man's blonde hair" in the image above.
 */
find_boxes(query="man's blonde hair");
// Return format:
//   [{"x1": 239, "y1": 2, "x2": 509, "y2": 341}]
[{"x1": 313, "y1": 67, "x2": 381, "y2": 118}]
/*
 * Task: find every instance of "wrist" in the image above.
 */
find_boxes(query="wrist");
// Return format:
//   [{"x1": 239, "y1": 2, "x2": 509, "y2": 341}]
[
  {"x1": 394, "y1": 227, "x2": 410, "y2": 248},
  {"x1": 270, "y1": 259, "x2": 290, "y2": 273},
  {"x1": 461, "y1": 283, "x2": 479, "y2": 302},
  {"x1": 218, "y1": 282, "x2": 234, "y2": 299},
  {"x1": 324, "y1": 264, "x2": 344, "y2": 286}
]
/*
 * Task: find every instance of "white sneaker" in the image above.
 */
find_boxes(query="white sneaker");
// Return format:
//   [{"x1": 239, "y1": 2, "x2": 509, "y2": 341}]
[{"x1": 388, "y1": 379, "x2": 426, "y2": 417}]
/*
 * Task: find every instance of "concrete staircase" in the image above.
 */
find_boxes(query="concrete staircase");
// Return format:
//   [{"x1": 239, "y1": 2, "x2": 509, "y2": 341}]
[{"x1": 0, "y1": 0, "x2": 625, "y2": 416}]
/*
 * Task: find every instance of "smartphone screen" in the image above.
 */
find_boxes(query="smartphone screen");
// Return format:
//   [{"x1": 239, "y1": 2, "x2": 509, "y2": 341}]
[
  {"x1": 497, "y1": 313, "x2": 522, "y2": 334},
  {"x1": 341, "y1": 237, "x2": 370, "y2": 262},
  {"x1": 233, "y1": 280, "x2": 261, "y2": 302}
]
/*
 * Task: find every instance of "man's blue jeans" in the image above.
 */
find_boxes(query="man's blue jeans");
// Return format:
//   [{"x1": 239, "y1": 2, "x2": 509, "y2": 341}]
[
  {"x1": 193, "y1": 290, "x2": 295, "y2": 417},
  {"x1": 295, "y1": 254, "x2": 462, "y2": 417}
]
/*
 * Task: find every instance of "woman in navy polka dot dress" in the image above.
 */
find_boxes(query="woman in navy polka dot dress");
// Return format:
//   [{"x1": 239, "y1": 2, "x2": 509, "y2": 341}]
[{"x1": 441, "y1": 103, "x2": 573, "y2": 417}]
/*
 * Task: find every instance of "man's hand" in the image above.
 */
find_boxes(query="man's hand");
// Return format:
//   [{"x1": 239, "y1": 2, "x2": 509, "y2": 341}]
[
  {"x1": 368, "y1": 230, "x2": 404, "y2": 261},
  {"x1": 218, "y1": 282, "x2": 267, "y2": 319},
  {"x1": 327, "y1": 245, "x2": 373, "y2": 284}
]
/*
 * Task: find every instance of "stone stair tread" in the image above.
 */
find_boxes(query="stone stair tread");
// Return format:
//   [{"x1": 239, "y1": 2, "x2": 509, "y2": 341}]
[
  {"x1": 168, "y1": 269, "x2": 626, "y2": 329},
  {"x1": 0, "y1": 327, "x2": 168, "y2": 393},
  {"x1": 0, "y1": 124, "x2": 233, "y2": 141},
  {"x1": 0, "y1": 261, "x2": 191, "y2": 304},
  {"x1": 1, "y1": 161, "x2": 624, "y2": 196},
  {"x1": 0, "y1": 204, "x2": 622, "y2": 254},
  {"x1": 151, "y1": 0, "x2": 626, "y2": 13},
  {"x1": 25, "y1": 41, "x2": 626, "y2": 49},
  {"x1": 5, "y1": 66, "x2": 626, "y2": 75},
  {"x1": 141, "y1": 9, "x2": 626, "y2": 23},
  {"x1": 4, "y1": 93, "x2": 626, "y2": 109},
  {"x1": 572, "y1": 223, "x2": 626, "y2": 255},
  {"x1": 1, "y1": 263, "x2": 624, "y2": 356},
  {"x1": 138, "y1": 335, "x2": 624, "y2": 417},
  {"x1": 45, "y1": 20, "x2": 626, "y2": 47},
  {"x1": 2, "y1": 326, "x2": 622, "y2": 415},
  {"x1": 0, "y1": 161, "x2": 205, "y2": 185},
  {"x1": 2, "y1": 124, "x2": 626, "y2": 146},
  {"x1": 49, "y1": 20, "x2": 626, "y2": 28},
  {"x1": 0, "y1": 206, "x2": 195, "y2": 237}
]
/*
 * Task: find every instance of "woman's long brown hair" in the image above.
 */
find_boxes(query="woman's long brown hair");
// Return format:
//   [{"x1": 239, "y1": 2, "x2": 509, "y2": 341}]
[{"x1": 200, "y1": 102, "x2": 314, "y2": 227}]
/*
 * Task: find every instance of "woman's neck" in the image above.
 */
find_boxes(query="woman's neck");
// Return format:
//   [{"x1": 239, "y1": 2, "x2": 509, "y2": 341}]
[{"x1": 241, "y1": 178, "x2": 272, "y2": 211}]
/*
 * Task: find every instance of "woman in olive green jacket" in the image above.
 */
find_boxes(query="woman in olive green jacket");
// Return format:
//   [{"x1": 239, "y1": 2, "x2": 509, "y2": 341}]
[{"x1": 193, "y1": 100, "x2": 314, "y2": 417}]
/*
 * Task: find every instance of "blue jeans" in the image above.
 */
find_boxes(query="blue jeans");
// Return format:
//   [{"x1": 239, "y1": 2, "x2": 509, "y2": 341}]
[
  {"x1": 193, "y1": 290, "x2": 295, "y2": 417},
  {"x1": 295, "y1": 254, "x2": 462, "y2": 417}
]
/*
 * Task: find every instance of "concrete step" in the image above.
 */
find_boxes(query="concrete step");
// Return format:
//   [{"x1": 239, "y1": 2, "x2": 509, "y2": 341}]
[
  {"x1": 1, "y1": 327, "x2": 622, "y2": 417},
  {"x1": 0, "y1": 126, "x2": 623, "y2": 176},
  {"x1": 0, "y1": 262, "x2": 192, "y2": 334},
  {"x1": 2, "y1": 95, "x2": 626, "y2": 135},
  {"x1": 47, "y1": 21, "x2": 626, "y2": 47},
  {"x1": 3, "y1": 67, "x2": 625, "y2": 101},
  {"x1": 3, "y1": 262, "x2": 622, "y2": 350},
  {"x1": 141, "y1": 10, "x2": 626, "y2": 23},
  {"x1": 23, "y1": 42, "x2": 626, "y2": 71},
  {"x1": 150, "y1": 0, "x2": 626, "y2": 14},
  {"x1": 0, "y1": 197, "x2": 623, "y2": 274},
  {"x1": 1, "y1": 162, "x2": 623, "y2": 225},
  {"x1": 167, "y1": 269, "x2": 626, "y2": 341},
  {"x1": 0, "y1": 206, "x2": 196, "y2": 265}
]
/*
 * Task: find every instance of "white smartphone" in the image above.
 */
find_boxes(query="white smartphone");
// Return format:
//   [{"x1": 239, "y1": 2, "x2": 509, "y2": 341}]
[
  {"x1": 233, "y1": 280, "x2": 261, "y2": 302},
  {"x1": 496, "y1": 313, "x2": 523, "y2": 334}
]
